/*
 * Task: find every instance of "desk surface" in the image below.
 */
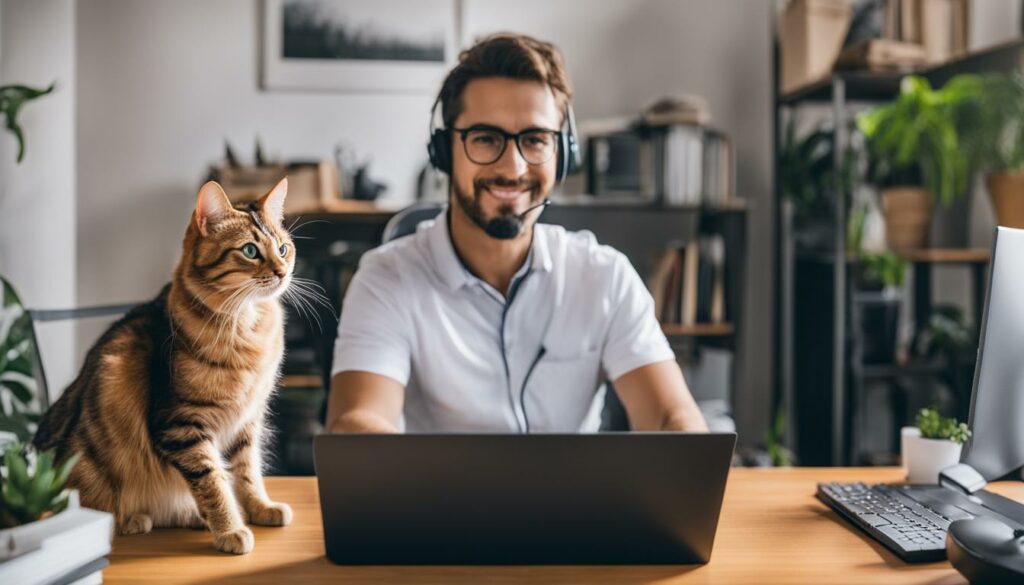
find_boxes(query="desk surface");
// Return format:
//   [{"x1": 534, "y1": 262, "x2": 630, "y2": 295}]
[{"x1": 104, "y1": 467, "x2": 1024, "y2": 584}]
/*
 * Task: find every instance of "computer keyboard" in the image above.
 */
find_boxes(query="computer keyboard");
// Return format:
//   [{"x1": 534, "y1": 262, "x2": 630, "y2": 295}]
[{"x1": 817, "y1": 482, "x2": 969, "y2": 562}]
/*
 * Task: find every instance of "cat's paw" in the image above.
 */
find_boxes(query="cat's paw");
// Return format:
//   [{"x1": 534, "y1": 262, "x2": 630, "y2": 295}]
[
  {"x1": 118, "y1": 513, "x2": 153, "y2": 535},
  {"x1": 248, "y1": 501, "x2": 293, "y2": 527},
  {"x1": 213, "y1": 526, "x2": 254, "y2": 555}
]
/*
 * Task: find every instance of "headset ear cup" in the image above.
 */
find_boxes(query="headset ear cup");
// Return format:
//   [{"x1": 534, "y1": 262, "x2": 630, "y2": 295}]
[
  {"x1": 428, "y1": 129, "x2": 452, "y2": 175},
  {"x1": 556, "y1": 132, "x2": 568, "y2": 182}
]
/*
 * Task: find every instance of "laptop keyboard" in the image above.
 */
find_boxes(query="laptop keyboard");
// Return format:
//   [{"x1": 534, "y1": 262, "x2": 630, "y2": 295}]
[{"x1": 817, "y1": 482, "x2": 970, "y2": 562}]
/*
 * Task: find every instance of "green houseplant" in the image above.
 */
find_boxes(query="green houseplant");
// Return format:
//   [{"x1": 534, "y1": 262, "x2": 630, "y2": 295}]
[
  {"x1": 856, "y1": 251, "x2": 908, "y2": 364},
  {"x1": 858, "y1": 76, "x2": 974, "y2": 251},
  {"x1": 0, "y1": 279, "x2": 44, "y2": 443},
  {"x1": 902, "y1": 407, "x2": 971, "y2": 484},
  {"x1": 952, "y1": 72, "x2": 1024, "y2": 228},
  {"x1": 0, "y1": 443, "x2": 79, "y2": 529}
]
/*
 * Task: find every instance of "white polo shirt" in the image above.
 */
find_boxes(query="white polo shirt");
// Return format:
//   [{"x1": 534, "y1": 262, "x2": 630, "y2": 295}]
[{"x1": 331, "y1": 210, "x2": 675, "y2": 433}]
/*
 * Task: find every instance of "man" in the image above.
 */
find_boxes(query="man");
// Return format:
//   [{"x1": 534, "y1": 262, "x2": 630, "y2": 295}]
[{"x1": 327, "y1": 33, "x2": 707, "y2": 434}]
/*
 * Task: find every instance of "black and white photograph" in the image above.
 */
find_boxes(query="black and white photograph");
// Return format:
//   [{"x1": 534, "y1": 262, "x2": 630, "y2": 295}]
[{"x1": 263, "y1": 0, "x2": 458, "y2": 91}]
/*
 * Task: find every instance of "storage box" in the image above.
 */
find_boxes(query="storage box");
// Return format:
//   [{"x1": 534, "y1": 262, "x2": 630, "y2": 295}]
[{"x1": 779, "y1": 0, "x2": 853, "y2": 93}]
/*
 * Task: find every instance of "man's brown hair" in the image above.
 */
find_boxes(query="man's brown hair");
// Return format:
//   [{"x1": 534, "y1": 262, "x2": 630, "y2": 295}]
[{"x1": 437, "y1": 33, "x2": 573, "y2": 128}]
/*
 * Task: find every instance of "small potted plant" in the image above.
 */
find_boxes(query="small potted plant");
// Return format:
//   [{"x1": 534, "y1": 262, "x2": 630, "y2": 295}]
[
  {"x1": 855, "y1": 251, "x2": 907, "y2": 364},
  {"x1": 858, "y1": 76, "x2": 972, "y2": 251},
  {"x1": 779, "y1": 117, "x2": 857, "y2": 250},
  {"x1": 902, "y1": 407, "x2": 971, "y2": 484}
]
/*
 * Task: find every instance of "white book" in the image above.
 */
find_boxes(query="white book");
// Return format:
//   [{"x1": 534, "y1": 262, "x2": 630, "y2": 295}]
[{"x1": 0, "y1": 496, "x2": 113, "y2": 585}]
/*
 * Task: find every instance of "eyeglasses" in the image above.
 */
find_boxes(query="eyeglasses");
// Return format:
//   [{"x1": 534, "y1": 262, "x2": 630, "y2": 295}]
[{"x1": 453, "y1": 125, "x2": 561, "y2": 166}]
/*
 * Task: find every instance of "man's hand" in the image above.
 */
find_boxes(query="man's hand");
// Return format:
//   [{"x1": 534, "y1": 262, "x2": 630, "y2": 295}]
[
  {"x1": 613, "y1": 360, "x2": 709, "y2": 432},
  {"x1": 326, "y1": 371, "x2": 404, "y2": 433}
]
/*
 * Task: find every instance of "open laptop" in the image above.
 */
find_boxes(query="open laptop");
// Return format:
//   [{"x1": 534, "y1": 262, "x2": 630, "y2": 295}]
[{"x1": 314, "y1": 432, "x2": 736, "y2": 564}]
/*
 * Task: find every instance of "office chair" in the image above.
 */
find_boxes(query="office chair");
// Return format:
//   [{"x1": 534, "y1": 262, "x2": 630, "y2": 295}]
[
  {"x1": 381, "y1": 202, "x2": 445, "y2": 243},
  {"x1": 0, "y1": 276, "x2": 134, "y2": 442}
]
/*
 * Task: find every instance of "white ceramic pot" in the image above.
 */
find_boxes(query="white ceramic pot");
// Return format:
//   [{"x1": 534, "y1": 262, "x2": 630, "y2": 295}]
[{"x1": 901, "y1": 427, "x2": 963, "y2": 484}]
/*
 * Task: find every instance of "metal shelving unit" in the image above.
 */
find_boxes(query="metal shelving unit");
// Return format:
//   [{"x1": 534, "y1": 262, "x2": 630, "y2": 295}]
[{"x1": 773, "y1": 39, "x2": 1024, "y2": 466}]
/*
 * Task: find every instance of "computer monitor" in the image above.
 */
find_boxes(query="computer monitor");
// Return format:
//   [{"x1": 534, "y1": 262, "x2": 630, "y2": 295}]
[{"x1": 959, "y1": 226, "x2": 1024, "y2": 483}]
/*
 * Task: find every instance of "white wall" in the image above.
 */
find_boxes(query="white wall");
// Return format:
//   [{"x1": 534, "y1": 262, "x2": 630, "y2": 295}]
[{"x1": 0, "y1": 0, "x2": 77, "y2": 399}]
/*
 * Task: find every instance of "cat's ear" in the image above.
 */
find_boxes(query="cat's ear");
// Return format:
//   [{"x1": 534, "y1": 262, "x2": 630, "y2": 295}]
[
  {"x1": 195, "y1": 181, "x2": 233, "y2": 237},
  {"x1": 259, "y1": 177, "x2": 288, "y2": 227}
]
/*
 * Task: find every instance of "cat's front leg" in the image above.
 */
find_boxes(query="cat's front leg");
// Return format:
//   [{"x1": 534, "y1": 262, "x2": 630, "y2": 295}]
[
  {"x1": 226, "y1": 421, "x2": 292, "y2": 527},
  {"x1": 161, "y1": 436, "x2": 253, "y2": 554}
]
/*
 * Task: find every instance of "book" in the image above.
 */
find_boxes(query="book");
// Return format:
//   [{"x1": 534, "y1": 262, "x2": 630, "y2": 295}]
[
  {"x1": 648, "y1": 248, "x2": 680, "y2": 320},
  {"x1": 0, "y1": 497, "x2": 113, "y2": 585},
  {"x1": 52, "y1": 556, "x2": 109, "y2": 585},
  {"x1": 707, "y1": 235, "x2": 726, "y2": 324},
  {"x1": 680, "y1": 242, "x2": 700, "y2": 327}
]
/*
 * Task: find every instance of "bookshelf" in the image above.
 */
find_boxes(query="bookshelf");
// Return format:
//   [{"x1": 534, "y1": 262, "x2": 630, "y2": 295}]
[
  {"x1": 544, "y1": 198, "x2": 748, "y2": 433},
  {"x1": 773, "y1": 39, "x2": 1023, "y2": 466}
]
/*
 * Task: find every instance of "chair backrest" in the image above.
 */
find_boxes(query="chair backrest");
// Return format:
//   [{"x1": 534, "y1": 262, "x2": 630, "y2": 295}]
[
  {"x1": 0, "y1": 275, "x2": 136, "y2": 444},
  {"x1": 382, "y1": 202, "x2": 445, "y2": 243}
]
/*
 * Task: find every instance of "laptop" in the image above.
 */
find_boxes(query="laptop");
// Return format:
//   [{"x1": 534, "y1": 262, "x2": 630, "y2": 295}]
[{"x1": 314, "y1": 432, "x2": 736, "y2": 564}]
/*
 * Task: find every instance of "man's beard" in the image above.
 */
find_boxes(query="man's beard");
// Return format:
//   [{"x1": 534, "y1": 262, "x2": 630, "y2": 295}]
[{"x1": 453, "y1": 177, "x2": 544, "y2": 240}]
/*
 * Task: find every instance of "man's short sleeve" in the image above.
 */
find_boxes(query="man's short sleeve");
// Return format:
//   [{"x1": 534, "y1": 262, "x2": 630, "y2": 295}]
[
  {"x1": 601, "y1": 253, "x2": 676, "y2": 381},
  {"x1": 330, "y1": 253, "x2": 412, "y2": 386}
]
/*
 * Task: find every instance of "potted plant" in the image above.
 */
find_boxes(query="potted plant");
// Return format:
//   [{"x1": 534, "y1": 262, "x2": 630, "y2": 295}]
[
  {"x1": 0, "y1": 442, "x2": 113, "y2": 584},
  {"x1": 856, "y1": 251, "x2": 907, "y2": 364},
  {"x1": 779, "y1": 117, "x2": 857, "y2": 249},
  {"x1": 955, "y1": 73, "x2": 1024, "y2": 228},
  {"x1": 901, "y1": 407, "x2": 971, "y2": 484},
  {"x1": 857, "y1": 76, "x2": 972, "y2": 251}
]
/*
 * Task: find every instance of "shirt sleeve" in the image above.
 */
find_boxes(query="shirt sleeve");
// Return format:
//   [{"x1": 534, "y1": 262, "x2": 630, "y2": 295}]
[
  {"x1": 600, "y1": 253, "x2": 676, "y2": 381},
  {"x1": 330, "y1": 253, "x2": 412, "y2": 386}
]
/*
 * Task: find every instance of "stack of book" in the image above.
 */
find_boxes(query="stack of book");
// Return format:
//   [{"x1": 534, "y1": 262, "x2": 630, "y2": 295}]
[
  {"x1": 0, "y1": 494, "x2": 114, "y2": 585},
  {"x1": 648, "y1": 235, "x2": 727, "y2": 327}
]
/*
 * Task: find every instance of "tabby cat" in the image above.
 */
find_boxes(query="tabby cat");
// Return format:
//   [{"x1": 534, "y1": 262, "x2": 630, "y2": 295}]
[{"x1": 34, "y1": 178, "x2": 296, "y2": 554}]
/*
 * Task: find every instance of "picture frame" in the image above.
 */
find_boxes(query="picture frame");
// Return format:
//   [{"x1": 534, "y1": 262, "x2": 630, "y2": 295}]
[{"x1": 261, "y1": 0, "x2": 459, "y2": 93}]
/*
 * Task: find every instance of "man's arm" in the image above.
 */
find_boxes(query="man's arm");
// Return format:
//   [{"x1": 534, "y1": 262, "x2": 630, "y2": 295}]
[
  {"x1": 613, "y1": 360, "x2": 709, "y2": 432},
  {"x1": 326, "y1": 371, "x2": 405, "y2": 433}
]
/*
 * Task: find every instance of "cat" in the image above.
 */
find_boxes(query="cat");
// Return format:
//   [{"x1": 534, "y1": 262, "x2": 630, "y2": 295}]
[{"x1": 34, "y1": 178, "x2": 298, "y2": 554}]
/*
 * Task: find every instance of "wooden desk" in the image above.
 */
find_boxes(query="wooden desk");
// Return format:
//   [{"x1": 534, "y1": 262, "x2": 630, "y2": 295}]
[{"x1": 103, "y1": 467, "x2": 1024, "y2": 584}]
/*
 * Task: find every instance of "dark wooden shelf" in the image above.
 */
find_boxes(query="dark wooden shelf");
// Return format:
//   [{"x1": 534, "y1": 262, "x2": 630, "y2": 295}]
[
  {"x1": 780, "y1": 38, "x2": 1024, "y2": 105},
  {"x1": 797, "y1": 247, "x2": 991, "y2": 265},
  {"x1": 897, "y1": 248, "x2": 990, "y2": 264},
  {"x1": 280, "y1": 374, "x2": 323, "y2": 389},
  {"x1": 551, "y1": 196, "x2": 748, "y2": 214},
  {"x1": 660, "y1": 322, "x2": 735, "y2": 337}
]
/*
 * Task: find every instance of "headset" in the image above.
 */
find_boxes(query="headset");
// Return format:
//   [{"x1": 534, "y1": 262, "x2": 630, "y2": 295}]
[{"x1": 427, "y1": 95, "x2": 581, "y2": 183}]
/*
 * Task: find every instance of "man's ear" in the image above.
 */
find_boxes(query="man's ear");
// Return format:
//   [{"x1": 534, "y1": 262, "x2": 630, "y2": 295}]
[
  {"x1": 259, "y1": 177, "x2": 288, "y2": 227},
  {"x1": 195, "y1": 181, "x2": 233, "y2": 237}
]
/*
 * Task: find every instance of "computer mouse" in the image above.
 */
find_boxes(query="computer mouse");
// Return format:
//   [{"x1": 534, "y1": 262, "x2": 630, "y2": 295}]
[{"x1": 947, "y1": 516, "x2": 1024, "y2": 584}]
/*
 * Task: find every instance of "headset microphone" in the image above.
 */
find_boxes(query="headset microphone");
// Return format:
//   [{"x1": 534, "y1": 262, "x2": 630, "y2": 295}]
[
  {"x1": 483, "y1": 198, "x2": 551, "y2": 240},
  {"x1": 518, "y1": 197, "x2": 551, "y2": 219}
]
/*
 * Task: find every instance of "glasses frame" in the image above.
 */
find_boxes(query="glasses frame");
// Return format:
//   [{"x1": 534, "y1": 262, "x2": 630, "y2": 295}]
[{"x1": 452, "y1": 124, "x2": 562, "y2": 166}]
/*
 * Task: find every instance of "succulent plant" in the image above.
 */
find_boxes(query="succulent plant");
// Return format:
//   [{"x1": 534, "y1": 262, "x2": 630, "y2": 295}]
[{"x1": 0, "y1": 443, "x2": 79, "y2": 528}]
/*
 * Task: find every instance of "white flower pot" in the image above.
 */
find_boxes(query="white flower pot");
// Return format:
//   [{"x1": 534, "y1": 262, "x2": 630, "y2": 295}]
[{"x1": 901, "y1": 427, "x2": 963, "y2": 484}]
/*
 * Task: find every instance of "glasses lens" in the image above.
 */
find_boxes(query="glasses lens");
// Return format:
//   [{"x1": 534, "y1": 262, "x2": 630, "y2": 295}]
[
  {"x1": 518, "y1": 131, "x2": 557, "y2": 164},
  {"x1": 464, "y1": 129, "x2": 505, "y2": 164}
]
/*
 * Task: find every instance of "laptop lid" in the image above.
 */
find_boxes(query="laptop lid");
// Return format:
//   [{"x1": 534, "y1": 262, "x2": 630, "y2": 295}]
[{"x1": 314, "y1": 432, "x2": 736, "y2": 565}]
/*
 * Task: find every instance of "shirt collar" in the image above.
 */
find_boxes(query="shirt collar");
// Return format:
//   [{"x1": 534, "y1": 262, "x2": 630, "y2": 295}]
[{"x1": 426, "y1": 206, "x2": 553, "y2": 291}]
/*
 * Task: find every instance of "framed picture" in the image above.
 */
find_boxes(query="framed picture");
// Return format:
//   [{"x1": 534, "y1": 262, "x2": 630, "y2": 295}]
[{"x1": 262, "y1": 0, "x2": 459, "y2": 93}]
